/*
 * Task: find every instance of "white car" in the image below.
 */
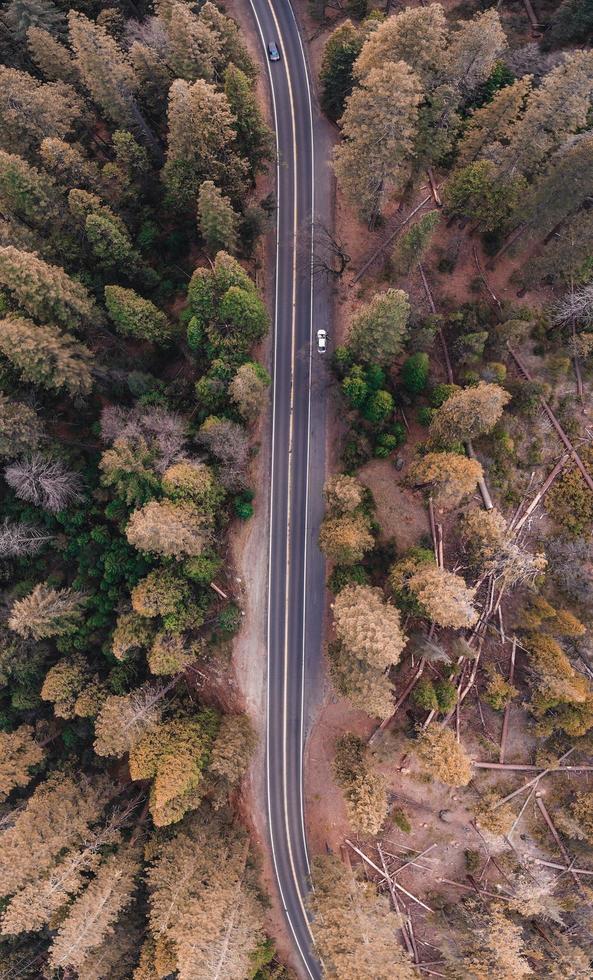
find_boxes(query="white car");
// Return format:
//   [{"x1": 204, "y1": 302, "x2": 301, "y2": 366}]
[{"x1": 317, "y1": 328, "x2": 327, "y2": 353}]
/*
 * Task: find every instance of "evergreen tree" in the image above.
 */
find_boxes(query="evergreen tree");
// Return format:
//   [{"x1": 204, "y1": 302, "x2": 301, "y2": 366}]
[
  {"x1": 0, "y1": 66, "x2": 82, "y2": 155},
  {"x1": 145, "y1": 811, "x2": 264, "y2": 977},
  {"x1": 415, "y1": 726, "x2": 472, "y2": 785},
  {"x1": 409, "y1": 451, "x2": 483, "y2": 509},
  {"x1": 320, "y1": 20, "x2": 364, "y2": 121},
  {"x1": 126, "y1": 500, "x2": 211, "y2": 558},
  {"x1": 444, "y1": 160, "x2": 527, "y2": 232},
  {"x1": 319, "y1": 512, "x2": 374, "y2": 564},
  {"x1": 197, "y1": 179, "x2": 239, "y2": 254},
  {"x1": 429, "y1": 381, "x2": 510, "y2": 444},
  {"x1": 224, "y1": 65, "x2": 274, "y2": 176},
  {"x1": 445, "y1": 7, "x2": 506, "y2": 94},
  {"x1": 0, "y1": 772, "x2": 113, "y2": 901},
  {"x1": 392, "y1": 210, "x2": 440, "y2": 275},
  {"x1": 0, "y1": 393, "x2": 43, "y2": 457},
  {"x1": 41, "y1": 654, "x2": 90, "y2": 718},
  {"x1": 354, "y1": 4, "x2": 449, "y2": 84},
  {"x1": 347, "y1": 288, "x2": 410, "y2": 366},
  {"x1": 2, "y1": 0, "x2": 64, "y2": 41},
  {"x1": 309, "y1": 856, "x2": 416, "y2": 979},
  {"x1": 495, "y1": 51, "x2": 593, "y2": 178},
  {"x1": 48, "y1": 849, "x2": 140, "y2": 974},
  {"x1": 94, "y1": 683, "x2": 168, "y2": 758},
  {"x1": 200, "y1": 1, "x2": 257, "y2": 79},
  {"x1": 167, "y1": 1, "x2": 220, "y2": 82},
  {"x1": 68, "y1": 12, "x2": 159, "y2": 159},
  {"x1": 544, "y1": 0, "x2": 593, "y2": 48},
  {"x1": 328, "y1": 641, "x2": 394, "y2": 719},
  {"x1": 39, "y1": 137, "x2": 101, "y2": 191},
  {"x1": 130, "y1": 41, "x2": 172, "y2": 120},
  {"x1": 456, "y1": 76, "x2": 533, "y2": 167},
  {"x1": 522, "y1": 132, "x2": 593, "y2": 243},
  {"x1": 8, "y1": 583, "x2": 84, "y2": 640},
  {"x1": 333, "y1": 733, "x2": 388, "y2": 835},
  {"x1": 0, "y1": 245, "x2": 101, "y2": 331},
  {"x1": 129, "y1": 711, "x2": 219, "y2": 826},
  {"x1": 0, "y1": 724, "x2": 44, "y2": 802},
  {"x1": 0, "y1": 150, "x2": 60, "y2": 229},
  {"x1": 209, "y1": 713, "x2": 257, "y2": 786},
  {"x1": 229, "y1": 361, "x2": 271, "y2": 421},
  {"x1": 0, "y1": 316, "x2": 93, "y2": 397},
  {"x1": 27, "y1": 25, "x2": 77, "y2": 83},
  {"x1": 163, "y1": 78, "x2": 247, "y2": 211},
  {"x1": 105, "y1": 285, "x2": 171, "y2": 343},
  {"x1": 407, "y1": 564, "x2": 478, "y2": 629},
  {"x1": 333, "y1": 584, "x2": 407, "y2": 671},
  {"x1": 333, "y1": 61, "x2": 422, "y2": 222}
]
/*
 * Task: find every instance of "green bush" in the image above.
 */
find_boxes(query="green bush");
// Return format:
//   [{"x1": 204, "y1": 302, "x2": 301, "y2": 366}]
[
  {"x1": 401, "y1": 352, "x2": 429, "y2": 395},
  {"x1": 329, "y1": 564, "x2": 370, "y2": 593}
]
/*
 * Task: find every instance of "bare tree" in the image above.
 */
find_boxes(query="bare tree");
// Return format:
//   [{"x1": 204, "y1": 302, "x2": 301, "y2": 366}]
[
  {"x1": 552, "y1": 283, "x2": 593, "y2": 328},
  {"x1": 198, "y1": 418, "x2": 250, "y2": 490},
  {"x1": 311, "y1": 221, "x2": 351, "y2": 281},
  {"x1": 100, "y1": 405, "x2": 186, "y2": 474},
  {"x1": 5, "y1": 455, "x2": 84, "y2": 513},
  {"x1": 0, "y1": 519, "x2": 53, "y2": 557}
]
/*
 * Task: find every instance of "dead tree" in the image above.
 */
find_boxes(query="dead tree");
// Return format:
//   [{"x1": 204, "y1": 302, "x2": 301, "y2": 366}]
[{"x1": 312, "y1": 221, "x2": 351, "y2": 281}]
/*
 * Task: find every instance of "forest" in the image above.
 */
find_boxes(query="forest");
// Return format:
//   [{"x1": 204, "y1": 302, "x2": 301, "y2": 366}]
[
  {"x1": 0, "y1": 0, "x2": 284, "y2": 977},
  {"x1": 309, "y1": 0, "x2": 593, "y2": 977}
]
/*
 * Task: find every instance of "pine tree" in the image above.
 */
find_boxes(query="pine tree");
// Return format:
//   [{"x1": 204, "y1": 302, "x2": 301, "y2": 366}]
[
  {"x1": 333, "y1": 61, "x2": 422, "y2": 222},
  {"x1": 0, "y1": 393, "x2": 43, "y2": 458},
  {"x1": 429, "y1": 382, "x2": 510, "y2": 444},
  {"x1": 446, "y1": 900, "x2": 532, "y2": 978},
  {"x1": 129, "y1": 42, "x2": 172, "y2": 120},
  {"x1": 545, "y1": 0, "x2": 593, "y2": 47},
  {"x1": 445, "y1": 8, "x2": 506, "y2": 94},
  {"x1": 0, "y1": 245, "x2": 101, "y2": 331},
  {"x1": 229, "y1": 361, "x2": 271, "y2": 421},
  {"x1": 126, "y1": 499, "x2": 211, "y2": 558},
  {"x1": 197, "y1": 180, "x2": 239, "y2": 254},
  {"x1": 309, "y1": 856, "x2": 416, "y2": 979},
  {"x1": 148, "y1": 631, "x2": 196, "y2": 676},
  {"x1": 444, "y1": 159, "x2": 527, "y2": 232},
  {"x1": 167, "y1": 2, "x2": 221, "y2": 82},
  {"x1": 0, "y1": 724, "x2": 44, "y2": 801},
  {"x1": 200, "y1": 1, "x2": 257, "y2": 79},
  {"x1": 320, "y1": 19, "x2": 364, "y2": 121},
  {"x1": 27, "y1": 25, "x2": 77, "y2": 83},
  {"x1": 39, "y1": 137, "x2": 101, "y2": 191},
  {"x1": 2, "y1": 0, "x2": 64, "y2": 41},
  {"x1": 224, "y1": 65, "x2": 274, "y2": 175},
  {"x1": 328, "y1": 642, "x2": 394, "y2": 719},
  {"x1": 129, "y1": 710, "x2": 218, "y2": 826},
  {"x1": 333, "y1": 584, "x2": 407, "y2": 670},
  {"x1": 319, "y1": 512, "x2": 374, "y2": 564},
  {"x1": 347, "y1": 288, "x2": 410, "y2": 366},
  {"x1": 0, "y1": 66, "x2": 82, "y2": 155},
  {"x1": 408, "y1": 565, "x2": 478, "y2": 629},
  {"x1": 525, "y1": 209, "x2": 593, "y2": 286},
  {"x1": 495, "y1": 51, "x2": 593, "y2": 178},
  {"x1": 5, "y1": 454, "x2": 84, "y2": 512},
  {"x1": 415, "y1": 726, "x2": 472, "y2": 785},
  {"x1": 0, "y1": 149, "x2": 60, "y2": 228},
  {"x1": 409, "y1": 451, "x2": 483, "y2": 509},
  {"x1": 209, "y1": 713, "x2": 257, "y2": 785},
  {"x1": 163, "y1": 78, "x2": 247, "y2": 210},
  {"x1": 325, "y1": 473, "x2": 365, "y2": 514},
  {"x1": 392, "y1": 210, "x2": 440, "y2": 275},
  {"x1": 333, "y1": 733, "x2": 388, "y2": 835},
  {"x1": 92, "y1": 685, "x2": 167, "y2": 763},
  {"x1": 0, "y1": 772, "x2": 113, "y2": 901},
  {"x1": 111, "y1": 611, "x2": 155, "y2": 661},
  {"x1": 41, "y1": 654, "x2": 90, "y2": 718},
  {"x1": 456, "y1": 76, "x2": 533, "y2": 167},
  {"x1": 0, "y1": 316, "x2": 93, "y2": 397},
  {"x1": 522, "y1": 132, "x2": 593, "y2": 243},
  {"x1": 146, "y1": 811, "x2": 264, "y2": 978},
  {"x1": 48, "y1": 849, "x2": 140, "y2": 974},
  {"x1": 162, "y1": 459, "x2": 224, "y2": 518},
  {"x1": 68, "y1": 12, "x2": 159, "y2": 159},
  {"x1": 354, "y1": 4, "x2": 449, "y2": 84},
  {"x1": 104, "y1": 285, "x2": 171, "y2": 343},
  {"x1": 8, "y1": 583, "x2": 84, "y2": 640}
]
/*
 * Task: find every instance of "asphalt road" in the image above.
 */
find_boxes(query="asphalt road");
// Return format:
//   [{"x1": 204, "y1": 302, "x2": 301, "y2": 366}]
[{"x1": 244, "y1": 0, "x2": 331, "y2": 976}]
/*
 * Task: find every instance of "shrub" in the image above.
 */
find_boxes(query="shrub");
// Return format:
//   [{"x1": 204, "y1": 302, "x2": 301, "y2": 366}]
[{"x1": 401, "y1": 352, "x2": 429, "y2": 395}]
